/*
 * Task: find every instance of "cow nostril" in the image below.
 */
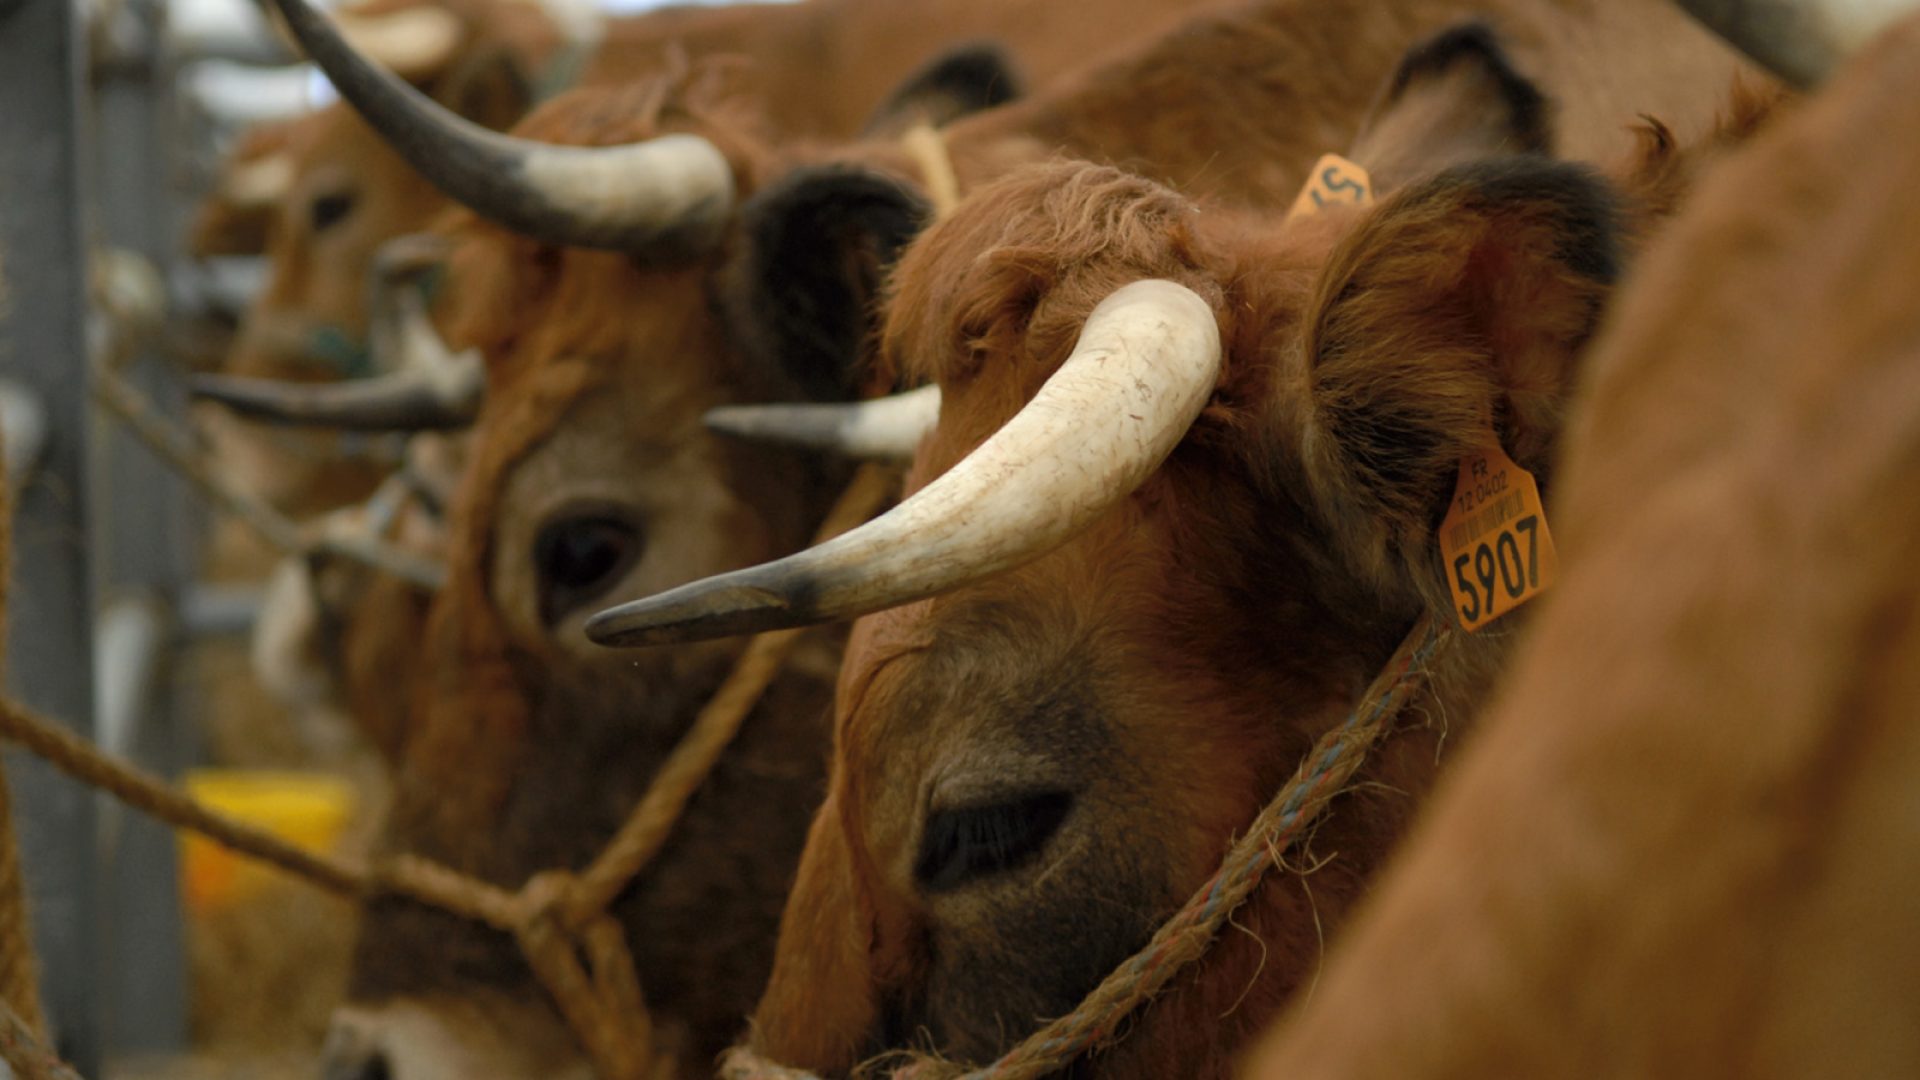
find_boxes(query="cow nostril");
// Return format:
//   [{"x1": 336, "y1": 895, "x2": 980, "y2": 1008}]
[{"x1": 321, "y1": 1019, "x2": 395, "y2": 1080}]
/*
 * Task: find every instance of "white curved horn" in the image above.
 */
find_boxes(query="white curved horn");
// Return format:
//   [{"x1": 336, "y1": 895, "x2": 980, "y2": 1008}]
[
  {"x1": 586, "y1": 279, "x2": 1221, "y2": 647},
  {"x1": 264, "y1": 0, "x2": 735, "y2": 258},
  {"x1": 1672, "y1": 0, "x2": 1920, "y2": 86},
  {"x1": 222, "y1": 153, "x2": 296, "y2": 208},
  {"x1": 333, "y1": 6, "x2": 464, "y2": 81},
  {"x1": 704, "y1": 384, "x2": 942, "y2": 462}
]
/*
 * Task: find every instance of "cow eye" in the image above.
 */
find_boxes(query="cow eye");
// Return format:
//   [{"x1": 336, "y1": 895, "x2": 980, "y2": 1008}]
[
  {"x1": 310, "y1": 191, "x2": 357, "y2": 233},
  {"x1": 533, "y1": 514, "x2": 643, "y2": 625},
  {"x1": 915, "y1": 790, "x2": 1073, "y2": 892}
]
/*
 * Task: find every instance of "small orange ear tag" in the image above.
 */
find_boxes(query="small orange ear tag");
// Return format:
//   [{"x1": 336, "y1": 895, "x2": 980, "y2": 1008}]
[
  {"x1": 1438, "y1": 443, "x2": 1559, "y2": 632},
  {"x1": 1287, "y1": 153, "x2": 1373, "y2": 220}
]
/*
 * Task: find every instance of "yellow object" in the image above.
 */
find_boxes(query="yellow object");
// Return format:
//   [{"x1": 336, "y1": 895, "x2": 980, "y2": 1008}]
[
  {"x1": 1287, "y1": 153, "x2": 1373, "y2": 220},
  {"x1": 1439, "y1": 441, "x2": 1560, "y2": 633},
  {"x1": 180, "y1": 770, "x2": 355, "y2": 912}
]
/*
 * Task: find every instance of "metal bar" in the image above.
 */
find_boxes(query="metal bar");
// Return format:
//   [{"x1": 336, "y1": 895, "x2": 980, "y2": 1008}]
[
  {"x1": 0, "y1": 0, "x2": 104, "y2": 1071},
  {"x1": 88, "y1": 0, "x2": 195, "y2": 1054}
]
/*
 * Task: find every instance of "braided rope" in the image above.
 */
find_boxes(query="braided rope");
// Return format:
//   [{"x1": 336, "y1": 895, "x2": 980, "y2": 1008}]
[{"x1": 721, "y1": 616, "x2": 1444, "y2": 1080}]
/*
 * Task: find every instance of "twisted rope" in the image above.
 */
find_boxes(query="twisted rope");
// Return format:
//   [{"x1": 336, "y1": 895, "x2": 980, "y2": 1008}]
[
  {"x1": 0, "y1": 440, "x2": 50, "y2": 1044},
  {"x1": 561, "y1": 463, "x2": 896, "y2": 929},
  {"x1": 0, "y1": 1001, "x2": 81, "y2": 1080},
  {"x1": 722, "y1": 616, "x2": 1445, "y2": 1080},
  {"x1": 90, "y1": 359, "x2": 446, "y2": 589}
]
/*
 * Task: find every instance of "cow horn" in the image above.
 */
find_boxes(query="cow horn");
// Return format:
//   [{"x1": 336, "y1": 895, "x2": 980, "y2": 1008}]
[
  {"x1": 222, "y1": 153, "x2": 295, "y2": 208},
  {"x1": 332, "y1": 6, "x2": 464, "y2": 81},
  {"x1": 586, "y1": 279, "x2": 1221, "y2": 647},
  {"x1": 192, "y1": 290, "x2": 483, "y2": 431},
  {"x1": 704, "y1": 384, "x2": 942, "y2": 462},
  {"x1": 262, "y1": 0, "x2": 735, "y2": 258},
  {"x1": 1671, "y1": 0, "x2": 1920, "y2": 86}
]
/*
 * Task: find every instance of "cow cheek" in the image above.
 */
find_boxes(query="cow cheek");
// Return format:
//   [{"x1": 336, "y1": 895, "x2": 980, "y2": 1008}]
[{"x1": 750, "y1": 795, "x2": 885, "y2": 1071}]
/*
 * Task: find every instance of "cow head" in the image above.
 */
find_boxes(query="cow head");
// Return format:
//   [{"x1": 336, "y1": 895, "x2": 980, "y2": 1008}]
[
  {"x1": 585, "y1": 30, "x2": 1668, "y2": 1075},
  {"x1": 304, "y1": 39, "x2": 1024, "y2": 1074},
  {"x1": 200, "y1": 0, "x2": 554, "y2": 513}
]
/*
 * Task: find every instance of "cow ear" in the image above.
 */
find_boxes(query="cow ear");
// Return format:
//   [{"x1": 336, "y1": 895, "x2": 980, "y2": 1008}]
[
  {"x1": 431, "y1": 44, "x2": 535, "y2": 131},
  {"x1": 723, "y1": 165, "x2": 931, "y2": 401},
  {"x1": 861, "y1": 43, "x2": 1025, "y2": 136},
  {"x1": 1348, "y1": 21, "x2": 1551, "y2": 195},
  {"x1": 1290, "y1": 159, "x2": 1619, "y2": 607}
]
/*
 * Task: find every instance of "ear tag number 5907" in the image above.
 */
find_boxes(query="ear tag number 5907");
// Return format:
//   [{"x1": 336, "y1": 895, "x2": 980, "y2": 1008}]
[{"x1": 1438, "y1": 443, "x2": 1558, "y2": 632}]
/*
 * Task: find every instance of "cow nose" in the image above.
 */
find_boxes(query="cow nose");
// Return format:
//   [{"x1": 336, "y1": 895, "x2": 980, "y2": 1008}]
[{"x1": 321, "y1": 1013, "x2": 394, "y2": 1080}]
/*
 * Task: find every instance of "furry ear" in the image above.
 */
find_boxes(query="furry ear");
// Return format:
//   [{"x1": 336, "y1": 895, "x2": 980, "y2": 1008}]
[
  {"x1": 1348, "y1": 21, "x2": 1551, "y2": 195},
  {"x1": 723, "y1": 165, "x2": 932, "y2": 402},
  {"x1": 1291, "y1": 159, "x2": 1619, "y2": 607},
  {"x1": 862, "y1": 42, "x2": 1025, "y2": 136},
  {"x1": 431, "y1": 43, "x2": 535, "y2": 131}
]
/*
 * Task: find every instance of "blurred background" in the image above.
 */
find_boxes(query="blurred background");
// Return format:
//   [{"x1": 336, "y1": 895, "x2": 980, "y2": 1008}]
[{"x1": 0, "y1": 2, "x2": 784, "y2": 1075}]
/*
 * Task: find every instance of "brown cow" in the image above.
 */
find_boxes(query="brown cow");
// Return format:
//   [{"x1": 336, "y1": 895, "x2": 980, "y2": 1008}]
[
  {"x1": 237, "y1": 1, "x2": 1756, "y2": 1076},
  {"x1": 1246, "y1": 9, "x2": 1920, "y2": 1079},
  {"x1": 310, "y1": 61, "x2": 1018, "y2": 1079},
  {"x1": 579, "y1": 39, "x2": 1777, "y2": 1080},
  {"x1": 200, "y1": 0, "x2": 562, "y2": 513}
]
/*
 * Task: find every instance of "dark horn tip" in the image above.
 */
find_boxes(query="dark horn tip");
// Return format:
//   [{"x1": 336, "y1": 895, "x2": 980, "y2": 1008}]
[
  {"x1": 188, "y1": 373, "x2": 289, "y2": 418},
  {"x1": 584, "y1": 580, "x2": 799, "y2": 648}
]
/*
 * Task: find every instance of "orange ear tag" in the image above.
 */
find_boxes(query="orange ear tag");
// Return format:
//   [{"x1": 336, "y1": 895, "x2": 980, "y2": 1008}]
[
  {"x1": 1438, "y1": 442, "x2": 1559, "y2": 632},
  {"x1": 1286, "y1": 153, "x2": 1373, "y2": 220}
]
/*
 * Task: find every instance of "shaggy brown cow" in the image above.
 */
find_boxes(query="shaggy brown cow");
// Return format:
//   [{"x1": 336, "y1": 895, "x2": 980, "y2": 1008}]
[
  {"x1": 582, "y1": 46, "x2": 1777, "y2": 1080},
  {"x1": 1247, "y1": 10, "x2": 1920, "y2": 1079}
]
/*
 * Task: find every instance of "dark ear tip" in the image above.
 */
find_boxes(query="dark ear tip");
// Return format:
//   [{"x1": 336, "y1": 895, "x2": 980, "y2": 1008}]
[
  {"x1": 861, "y1": 39, "x2": 1025, "y2": 134},
  {"x1": 1438, "y1": 159, "x2": 1623, "y2": 284},
  {"x1": 1389, "y1": 20, "x2": 1551, "y2": 155}
]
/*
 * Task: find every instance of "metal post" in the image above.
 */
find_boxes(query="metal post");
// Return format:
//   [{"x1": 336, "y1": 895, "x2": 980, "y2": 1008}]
[
  {"x1": 0, "y1": 0, "x2": 104, "y2": 1071},
  {"x1": 90, "y1": 0, "x2": 195, "y2": 1056}
]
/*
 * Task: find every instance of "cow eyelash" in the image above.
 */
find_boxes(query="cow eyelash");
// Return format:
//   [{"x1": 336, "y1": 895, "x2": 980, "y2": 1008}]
[{"x1": 914, "y1": 789, "x2": 1073, "y2": 892}]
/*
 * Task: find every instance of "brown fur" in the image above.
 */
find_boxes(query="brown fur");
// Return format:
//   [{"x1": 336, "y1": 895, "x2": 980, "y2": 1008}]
[
  {"x1": 1248, "y1": 16, "x2": 1920, "y2": 1079},
  {"x1": 586, "y1": 0, "x2": 1218, "y2": 142},
  {"x1": 727, "y1": 0, "x2": 1764, "y2": 422},
  {"x1": 744, "y1": 79, "x2": 1783, "y2": 1080}
]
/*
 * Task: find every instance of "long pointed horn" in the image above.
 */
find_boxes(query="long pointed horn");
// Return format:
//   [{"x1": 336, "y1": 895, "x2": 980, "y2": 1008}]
[
  {"x1": 262, "y1": 0, "x2": 735, "y2": 257},
  {"x1": 193, "y1": 232, "x2": 483, "y2": 431},
  {"x1": 190, "y1": 359, "x2": 481, "y2": 432},
  {"x1": 1671, "y1": 0, "x2": 1920, "y2": 86},
  {"x1": 704, "y1": 384, "x2": 942, "y2": 462},
  {"x1": 332, "y1": 6, "x2": 463, "y2": 82},
  {"x1": 586, "y1": 279, "x2": 1221, "y2": 648}
]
